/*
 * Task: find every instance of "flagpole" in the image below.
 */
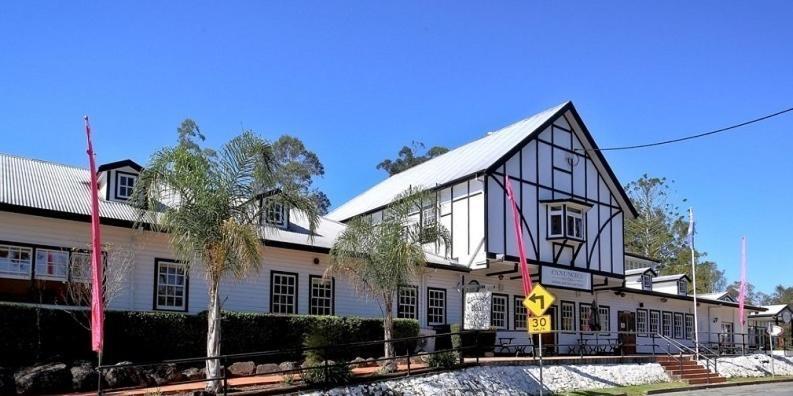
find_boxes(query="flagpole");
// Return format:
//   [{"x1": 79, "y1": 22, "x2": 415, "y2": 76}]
[{"x1": 689, "y1": 208, "x2": 699, "y2": 360}]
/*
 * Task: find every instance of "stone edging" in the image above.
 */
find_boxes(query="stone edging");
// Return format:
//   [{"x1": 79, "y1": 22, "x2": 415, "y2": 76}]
[{"x1": 645, "y1": 377, "x2": 793, "y2": 394}]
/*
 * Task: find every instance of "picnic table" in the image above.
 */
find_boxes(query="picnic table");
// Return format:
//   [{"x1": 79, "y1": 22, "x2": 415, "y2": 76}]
[
  {"x1": 569, "y1": 338, "x2": 620, "y2": 355},
  {"x1": 495, "y1": 337, "x2": 532, "y2": 356}
]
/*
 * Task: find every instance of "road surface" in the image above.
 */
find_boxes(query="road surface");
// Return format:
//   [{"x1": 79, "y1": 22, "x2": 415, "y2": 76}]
[{"x1": 663, "y1": 382, "x2": 793, "y2": 395}]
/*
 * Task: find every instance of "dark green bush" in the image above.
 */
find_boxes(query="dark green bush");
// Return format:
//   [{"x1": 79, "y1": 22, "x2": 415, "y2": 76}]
[
  {"x1": 426, "y1": 350, "x2": 458, "y2": 369},
  {"x1": 449, "y1": 323, "x2": 495, "y2": 357},
  {"x1": 0, "y1": 305, "x2": 419, "y2": 368},
  {"x1": 300, "y1": 328, "x2": 351, "y2": 386}
]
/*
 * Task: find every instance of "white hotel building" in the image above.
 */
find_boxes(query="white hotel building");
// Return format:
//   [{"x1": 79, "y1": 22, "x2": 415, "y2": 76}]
[{"x1": 0, "y1": 101, "x2": 768, "y2": 355}]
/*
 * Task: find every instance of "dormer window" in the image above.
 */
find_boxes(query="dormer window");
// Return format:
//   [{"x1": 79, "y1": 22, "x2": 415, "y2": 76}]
[
  {"x1": 116, "y1": 172, "x2": 137, "y2": 200},
  {"x1": 677, "y1": 278, "x2": 688, "y2": 295},
  {"x1": 543, "y1": 200, "x2": 591, "y2": 242},
  {"x1": 642, "y1": 274, "x2": 653, "y2": 291},
  {"x1": 264, "y1": 202, "x2": 288, "y2": 229}
]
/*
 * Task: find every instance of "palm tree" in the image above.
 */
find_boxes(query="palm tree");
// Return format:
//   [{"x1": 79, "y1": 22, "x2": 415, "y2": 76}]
[
  {"x1": 133, "y1": 127, "x2": 320, "y2": 392},
  {"x1": 328, "y1": 187, "x2": 449, "y2": 363}
]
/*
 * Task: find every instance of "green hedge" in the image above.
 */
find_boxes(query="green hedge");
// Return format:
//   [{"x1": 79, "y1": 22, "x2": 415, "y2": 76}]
[{"x1": 0, "y1": 305, "x2": 419, "y2": 368}]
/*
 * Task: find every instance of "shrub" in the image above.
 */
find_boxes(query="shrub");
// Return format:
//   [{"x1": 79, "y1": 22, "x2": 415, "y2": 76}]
[
  {"x1": 426, "y1": 350, "x2": 458, "y2": 369},
  {"x1": 449, "y1": 323, "x2": 495, "y2": 357},
  {"x1": 300, "y1": 328, "x2": 351, "y2": 386},
  {"x1": 0, "y1": 305, "x2": 419, "y2": 368}
]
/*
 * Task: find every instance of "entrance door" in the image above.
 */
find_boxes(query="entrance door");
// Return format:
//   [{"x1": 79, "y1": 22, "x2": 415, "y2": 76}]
[{"x1": 618, "y1": 311, "x2": 636, "y2": 354}]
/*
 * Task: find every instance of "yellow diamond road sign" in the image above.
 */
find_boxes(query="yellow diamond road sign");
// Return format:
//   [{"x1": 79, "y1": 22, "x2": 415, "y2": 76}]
[
  {"x1": 523, "y1": 284, "x2": 555, "y2": 317},
  {"x1": 528, "y1": 314, "x2": 553, "y2": 334}
]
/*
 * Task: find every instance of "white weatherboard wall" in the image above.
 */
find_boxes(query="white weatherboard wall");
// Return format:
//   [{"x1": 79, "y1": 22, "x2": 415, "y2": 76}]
[
  {"x1": 0, "y1": 211, "x2": 471, "y2": 329},
  {"x1": 486, "y1": 113, "x2": 625, "y2": 276}
]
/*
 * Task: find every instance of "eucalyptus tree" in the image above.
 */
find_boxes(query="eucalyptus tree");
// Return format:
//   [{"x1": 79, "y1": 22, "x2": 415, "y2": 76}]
[
  {"x1": 133, "y1": 122, "x2": 320, "y2": 392},
  {"x1": 328, "y1": 187, "x2": 449, "y2": 362}
]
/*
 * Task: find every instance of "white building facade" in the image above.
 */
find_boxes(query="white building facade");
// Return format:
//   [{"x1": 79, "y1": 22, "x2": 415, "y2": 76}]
[{"x1": 0, "y1": 101, "x2": 765, "y2": 355}]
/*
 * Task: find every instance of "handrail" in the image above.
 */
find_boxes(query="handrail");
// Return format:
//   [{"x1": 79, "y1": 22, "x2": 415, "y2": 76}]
[{"x1": 654, "y1": 333, "x2": 717, "y2": 383}]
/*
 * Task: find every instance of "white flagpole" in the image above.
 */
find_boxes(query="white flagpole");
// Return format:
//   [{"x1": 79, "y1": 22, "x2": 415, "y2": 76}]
[{"x1": 689, "y1": 208, "x2": 700, "y2": 360}]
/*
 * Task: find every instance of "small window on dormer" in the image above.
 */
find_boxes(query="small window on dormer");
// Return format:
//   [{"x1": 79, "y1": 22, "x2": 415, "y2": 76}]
[
  {"x1": 264, "y1": 202, "x2": 287, "y2": 228},
  {"x1": 549, "y1": 206, "x2": 564, "y2": 237},
  {"x1": 642, "y1": 274, "x2": 652, "y2": 291},
  {"x1": 116, "y1": 173, "x2": 137, "y2": 200},
  {"x1": 678, "y1": 279, "x2": 688, "y2": 295}
]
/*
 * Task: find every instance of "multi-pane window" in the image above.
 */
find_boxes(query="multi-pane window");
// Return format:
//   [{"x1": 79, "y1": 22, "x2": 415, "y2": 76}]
[
  {"x1": 427, "y1": 288, "x2": 446, "y2": 325},
  {"x1": 34, "y1": 249, "x2": 69, "y2": 280},
  {"x1": 491, "y1": 294, "x2": 508, "y2": 329},
  {"x1": 116, "y1": 173, "x2": 136, "y2": 200},
  {"x1": 548, "y1": 206, "x2": 564, "y2": 237},
  {"x1": 0, "y1": 244, "x2": 33, "y2": 278},
  {"x1": 271, "y1": 271, "x2": 297, "y2": 314},
  {"x1": 685, "y1": 314, "x2": 694, "y2": 340},
  {"x1": 309, "y1": 276, "x2": 334, "y2": 316},
  {"x1": 155, "y1": 260, "x2": 187, "y2": 311},
  {"x1": 598, "y1": 306, "x2": 610, "y2": 332},
  {"x1": 514, "y1": 296, "x2": 528, "y2": 329},
  {"x1": 265, "y1": 202, "x2": 287, "y2": 228},
  {"x1": 674, "y1": 313, "x2": 684, "y2": 339},
  {"x1": 637, "y1": 309, "x2": 648, "y2": 334},
  {"x1": 561, "y1": 301, "x2": 575, "y2": 331},
  {"x1": 579, "y1": 303, "x2": 593, "y2": 331},
  {"x1": 69, "y1": 251, "x2": 92, "y2": 282},
  {"x1": 662, "y1": 312, "x2": 672, "y2": 337},
  {"x1": 566, "y1": 207, "x2": 583, "y2": 239},
  {"x1": 642, "y1": 275, "x2": 653, "y2": 291},
  {"x1": 677, "y1": 279, "x2": 688, "y2": 295},
  {"x1": 649, "y1": 311, "x2": 660, "y2": 334},
  {"x1": 397, "y1": 286, "x2": 418, "y2": 319}
]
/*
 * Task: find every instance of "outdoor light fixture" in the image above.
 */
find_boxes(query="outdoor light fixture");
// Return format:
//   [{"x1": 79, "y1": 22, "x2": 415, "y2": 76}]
[
  {"x1": 313, "y1": 258, "x2": 320, "y2": 265},
  {"x1": 713, "y1": 317, "x2": 719, "y2": 323},
  {"x1": 660, "y1": 297, "x2": 668, "y2": 303}
]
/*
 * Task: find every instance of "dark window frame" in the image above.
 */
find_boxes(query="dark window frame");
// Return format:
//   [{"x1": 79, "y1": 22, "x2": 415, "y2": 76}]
[
  {"x1": 685, "y1": 313, "x2": 694, "y2": 340},
  {"x1": 661, "y1": 311, "x2": 673, "y2": 337},
  {"x1": 560, "y1": 300, "x2": 576, "y2": 332},
  {"x1": 649, "y1": 309, "x2": 661, "y2": 334},
  {"x1": 308, "y1": 275, "x2": 335, "y2": 316},
  {"x1": 397, "y1": 285, "x2": 418, "y2": 320},
  {"x1": 673, "y1": 312, "x2": 684, "y2": 339},
  {"x1": 152, "y1": 258, "x2": 189, "y2": 312},
  {"x1": 513, "y1": 295, "x2": 528, "y2": 330},
  {"x1": 114, "y1": 170, "x2": 138, "y2": 201},
  {"x1": 636, "y1": 308, "x2": 649, "y2": 335},
  {"x1": 270, "y1": 270, "x2": 299, "y2": 314},
  {"x1": 597, "y1": 304, "x2": 611, "y2": 334},
  {"x1": 579, "y1": 302, "x2": 593, "y2": 332},
  {"x1": 426, "y1": 287, "x2": 447, "y2": 325},
  {"x1": 491, "y1": 293, "x2": 509, "y2": 329}
]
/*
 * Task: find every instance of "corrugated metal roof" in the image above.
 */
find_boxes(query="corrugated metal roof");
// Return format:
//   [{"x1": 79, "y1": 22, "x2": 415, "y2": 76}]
[
  {"x1": 652, "y1": 274, "x2": 689, "y2": 282},
  {"x1": 327, "y1": 102, "x2": 570, "y2": 221},
  {"x1": 0, "y1": 152, "x2": 339, "y2": 250},
  {"x1": 749, "y1": 304, "x2": 789, "y2": 317}
]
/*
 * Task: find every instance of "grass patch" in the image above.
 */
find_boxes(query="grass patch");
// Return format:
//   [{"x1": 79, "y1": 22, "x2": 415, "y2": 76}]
[
  {"x1": 561, "y1": 381, "x2": 687, "y2": 396},
  {"x1": 726, "y1": 375, "x2": 793, "y2": 384}
]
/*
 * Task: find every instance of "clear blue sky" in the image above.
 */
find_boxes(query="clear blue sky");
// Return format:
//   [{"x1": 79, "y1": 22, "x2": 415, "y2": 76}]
[{"x1": 1, "y1": 1, "x2": 791, "y2": 294}]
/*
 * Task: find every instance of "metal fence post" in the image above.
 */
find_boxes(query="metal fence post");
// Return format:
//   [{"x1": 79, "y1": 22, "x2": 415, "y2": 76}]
[
  {"x1": 407, "y1": 344, "x2": 412, "y2": 375},
  {"x1": 222, "y1": 357, "x2": 228, "y2": 396},
  {"x1": 475, "y1": 331, "x2": 480, "y2": 365},
  {"x1": 323, "y1": 346, "x2": 330, "y2": 388}
]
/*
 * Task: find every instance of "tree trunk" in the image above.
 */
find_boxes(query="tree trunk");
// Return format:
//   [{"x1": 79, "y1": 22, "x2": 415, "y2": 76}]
[
  {"x1": 383, "y1": 293, "x2": 394, "y2": 359},
  {"x1": 205, "y1": 277, "x2": 222, "y2": 393}
]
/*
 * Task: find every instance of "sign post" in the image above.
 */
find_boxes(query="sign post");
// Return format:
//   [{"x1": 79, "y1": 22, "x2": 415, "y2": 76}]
[
  {"x1": 525, "y1": 284, "x2": 555, "y2": 396},
  {"x1": 767, "y1": 324, "x2": 784, "y2": 377}
]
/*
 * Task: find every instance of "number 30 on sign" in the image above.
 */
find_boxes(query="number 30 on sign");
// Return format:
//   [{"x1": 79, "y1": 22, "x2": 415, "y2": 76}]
[{"x1": 528, "y1": 314, "x2": 552, "y2": 334}]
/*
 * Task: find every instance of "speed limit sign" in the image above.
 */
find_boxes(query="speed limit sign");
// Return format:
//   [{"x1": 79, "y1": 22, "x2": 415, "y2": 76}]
[{"x1": 528, "y1": 314, "x2": 552, "y2": 334}]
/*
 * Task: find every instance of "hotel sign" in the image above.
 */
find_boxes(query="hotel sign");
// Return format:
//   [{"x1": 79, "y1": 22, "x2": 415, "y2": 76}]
[
  {"x1": 540, "y1": 267, "x2": 592, "y2": 291},
  {"x1": 463, "y1": 291, "x2": 492, "y2": 330}
]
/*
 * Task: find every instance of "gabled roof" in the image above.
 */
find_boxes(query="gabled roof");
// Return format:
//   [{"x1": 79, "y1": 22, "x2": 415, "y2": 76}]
[
  {"x1": 625, "y1": 252, "x2": 661, "y2": 263},
  {"x1": 652, "y1": 274, "x2": 690, "y2": 283},
  {"x1": 749, "y1": 304, "x2": 791, "y2": 317},
  {"x1": 327, "y1": 101, "x2": 638, "y2": 221},
  {"x1": 699, "y1": 291, "x2": 735, "y2": 302},
  {"x1": 625, "y1": 267, "x2": 657, "y2": 277},
  {"x1": 97, "y1": 159, "x2": 143, "y2": 172}
]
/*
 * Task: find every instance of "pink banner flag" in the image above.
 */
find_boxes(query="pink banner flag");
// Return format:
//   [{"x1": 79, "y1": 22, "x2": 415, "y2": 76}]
[
  {"x1": 504, "y1": 174, "x2": 532, "y2": 295},
  {"x1": 739, "y1": 236, "x2": 747, "y2": 327},
  {"x1": 84, "y1": 116, "x2": 105, "y2": 353}
]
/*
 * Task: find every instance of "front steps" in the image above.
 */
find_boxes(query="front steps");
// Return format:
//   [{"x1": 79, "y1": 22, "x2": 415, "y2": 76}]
[{"x1": 656, "y1": 355, "x2": 726, "y2": 385}]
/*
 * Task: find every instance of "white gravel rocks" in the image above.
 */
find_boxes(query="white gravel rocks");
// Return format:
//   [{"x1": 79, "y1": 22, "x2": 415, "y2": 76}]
[
  {"x1": 303, "y1": 363, "x2": 670, "y2": 396},
  {"x1": 707, "y1": 354, "x2": 793, "y2": 378}
]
